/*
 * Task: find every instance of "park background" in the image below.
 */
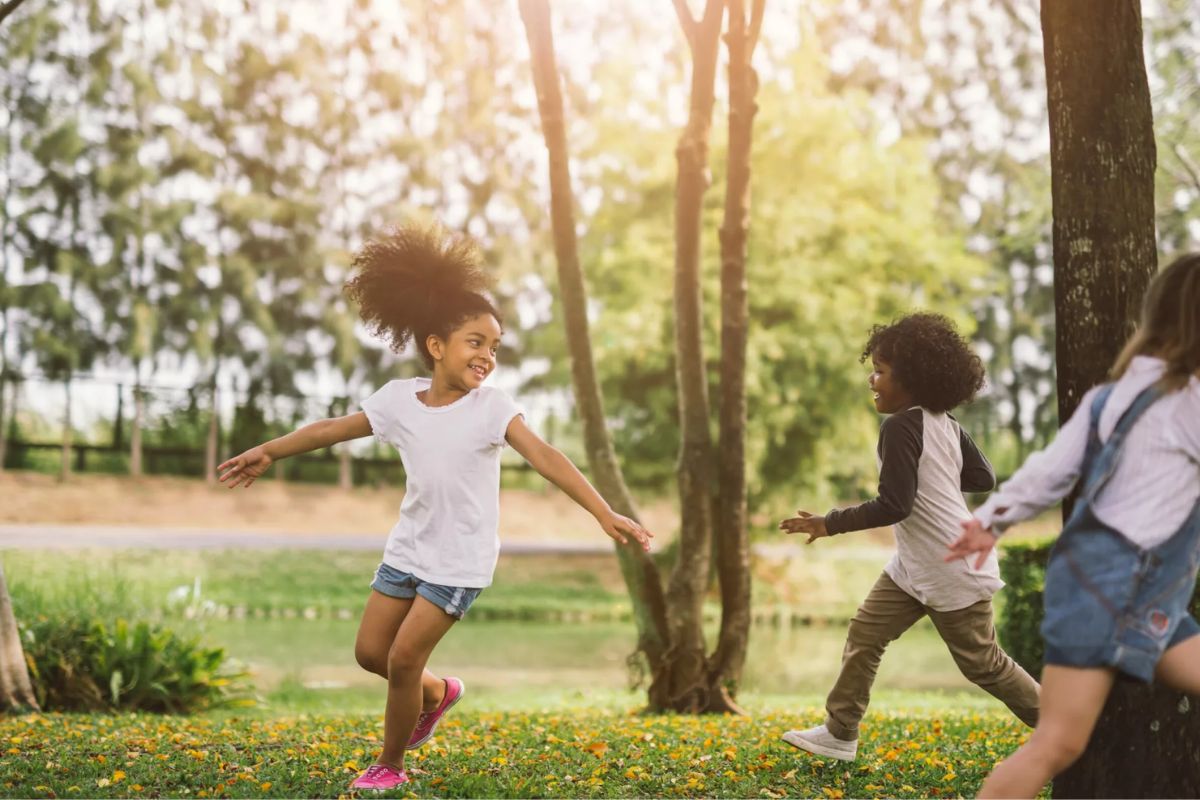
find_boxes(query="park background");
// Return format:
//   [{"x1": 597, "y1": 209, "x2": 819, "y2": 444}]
[{"x1": 0, "y1": 0, "x2": 1198, "y2": 797}]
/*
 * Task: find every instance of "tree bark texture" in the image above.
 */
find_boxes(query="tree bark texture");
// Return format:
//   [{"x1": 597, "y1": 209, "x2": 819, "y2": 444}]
[
  {"x1": 1041, "y1": 1, "x2": 1198, "y2": 796},
  {"x1": 518, "y1": 0, "x2": 672, "y2": 705},
  {"x1": 664, "y1": 0, "x2": 724, "y2": 714},
  {"x1": 0, "y1": 564, "x2": 38, "y2": 712},
  {"x1": 1043, "y1": 0, "x2": 1157, "y2": 430},
  {"x1": 707, "y1": 0, "x2": 763, "y2": 712}
]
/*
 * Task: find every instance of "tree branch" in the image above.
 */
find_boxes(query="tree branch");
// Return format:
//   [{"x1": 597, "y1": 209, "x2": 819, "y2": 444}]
[
  {"x1": 671, "y1": 0, "x2": 697, "y2": 49},
  {"x1": 746, "y1": 0, "x2": 766, "y2": 56},
  {"x1": 0, "y1": 0, "x2": 30, "y2": 27},
  {"x1": 1171, "y1": 141, "x2": 1200, "y2": 195}
]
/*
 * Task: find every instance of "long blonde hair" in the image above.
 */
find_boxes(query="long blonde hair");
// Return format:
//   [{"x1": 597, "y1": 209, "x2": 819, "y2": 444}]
[{"x1": 1111, "y1": 252, "x2": 1200, "y2": 391}]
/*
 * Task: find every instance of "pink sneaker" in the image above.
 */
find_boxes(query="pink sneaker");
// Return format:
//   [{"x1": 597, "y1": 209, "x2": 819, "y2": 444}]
[
  {"x1": 407, "y1": 677, "x2": 464, "y2": 748},
  {"x1": 349, "y1": 763, "x2": 409, "y2": 791}
]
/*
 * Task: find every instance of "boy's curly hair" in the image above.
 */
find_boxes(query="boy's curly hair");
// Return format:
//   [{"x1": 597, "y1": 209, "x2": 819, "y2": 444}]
[
  {"x1": 860, "y1": 312, "x2": 985, "y2": 413},
  {"x1": 344, "y1": 224, "x2": 501, "y2": 369}
]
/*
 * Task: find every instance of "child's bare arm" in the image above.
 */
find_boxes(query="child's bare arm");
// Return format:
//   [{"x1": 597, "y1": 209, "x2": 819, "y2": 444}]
[
  {"x1": 218, "y1": 412, "x2": 373, "y2": 488},
  {"x1": 504, "y1": 416, "x2": 652, "y2": 550}
]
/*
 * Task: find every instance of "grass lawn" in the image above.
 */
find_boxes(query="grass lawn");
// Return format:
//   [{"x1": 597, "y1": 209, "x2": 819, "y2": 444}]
[{"x1": 1, "y1": 701, "x2": 1034, "y2": 799}]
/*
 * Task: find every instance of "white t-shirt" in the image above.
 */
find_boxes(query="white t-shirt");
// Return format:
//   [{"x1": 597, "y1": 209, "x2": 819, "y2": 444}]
[{"x1": 361, "y1": 377, "x2": 523, "y2": 588}]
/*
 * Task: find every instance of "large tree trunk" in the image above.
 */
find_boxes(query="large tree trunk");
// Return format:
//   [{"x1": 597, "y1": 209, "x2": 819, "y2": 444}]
[
  {"x1": 706, "y1": 0, "x2": 763, "y2": 714},
  {"x1": 1040, "y1": 1, "x2": 1198, "y2": 797},
  {"x1": 518, "y1": 0, "x2": 672, "y2": 706},
  {"x1": 1044, "y1": 0, "x2": 1158, "y2": 429},
  {"x1": 0, "y1": 564, "x2": 38, "y2": 712},
  {"x1": 663, "y1": 0, "x2": 724, "y2": 714}
]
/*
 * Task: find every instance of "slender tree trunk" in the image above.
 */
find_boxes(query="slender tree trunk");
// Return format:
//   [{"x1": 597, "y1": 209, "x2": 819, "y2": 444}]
[
  {"x1": 0, "y1": 370, "x2": 7, "y2": 473},
  {"x1": 59, "y1": 378, "x2": 71, "y2": 482},
  {"x1": 518, "y1": 0, "x2": 673, "y2": 706},
  {"x1": 130, "y1": 382, "x2": 144, "y2": 477},
  {"x1": 205, "y1": 372, "x2": 219, "y2": 485},
  {"x1": 0, "y1": 564, "x2": 38, "y2": 712},
  {"x1": 1040, "y1": 2, "x2": 1197, "y2": 797},
  {"x1": 339, "y1": 444, "x2": 352, "y2": 490},
  {"x1": 663, "y1": 0, "x2": 724, "y2": 713},
  {"x1": 707, "y1": 0, "x2": 764, "y2": 713}
]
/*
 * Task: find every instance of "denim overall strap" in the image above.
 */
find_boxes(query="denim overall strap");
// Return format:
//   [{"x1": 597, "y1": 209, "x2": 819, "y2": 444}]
[{"x1": 1079, "y1": 383, "x2": 1166, "y2": 506}]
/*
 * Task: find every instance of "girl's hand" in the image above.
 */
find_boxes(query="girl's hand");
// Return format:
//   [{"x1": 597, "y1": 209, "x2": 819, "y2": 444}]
[
  {"x1": 601, "y1": 511, "x2": 654, "y2": 551},
  {"x1": 945, "y1": 518, "x2": 998, "y2": 569},
  {"x1": 779, "y1": 510, "x2": 828, "y2": 544},
  {"x1": 218, "y1": 446, "x2": 273, "y2": 489}
]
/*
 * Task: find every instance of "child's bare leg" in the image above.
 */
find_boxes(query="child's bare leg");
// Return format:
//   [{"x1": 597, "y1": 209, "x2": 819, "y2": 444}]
[
  {"x1": 978, "y1": 665, "x2": 1114, "y2": 799},
  {"x1": 1155, "y1": 633, "x2": 1200, "y2": 694},
  {"x1": 354, "y1": 590, "x2": 448, "y2": 711},
  {"x1": 378, "y1": 596, "x2": 457, "y2": 770}
]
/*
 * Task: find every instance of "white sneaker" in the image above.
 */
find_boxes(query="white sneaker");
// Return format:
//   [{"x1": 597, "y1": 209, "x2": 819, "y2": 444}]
[{"x1": 781, "y1": 724, "x2": 858, "y2": 761}]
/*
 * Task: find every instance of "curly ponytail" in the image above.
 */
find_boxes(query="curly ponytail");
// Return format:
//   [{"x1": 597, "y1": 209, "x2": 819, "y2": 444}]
[{"x1": 345, "y1": 224, "x2": 501, "y2": 367}]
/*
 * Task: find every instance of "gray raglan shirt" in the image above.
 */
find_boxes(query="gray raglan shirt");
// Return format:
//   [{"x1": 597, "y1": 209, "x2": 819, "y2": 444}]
[{"x1": 826, "y1": 407, "x2": 1003, "y2": 611}]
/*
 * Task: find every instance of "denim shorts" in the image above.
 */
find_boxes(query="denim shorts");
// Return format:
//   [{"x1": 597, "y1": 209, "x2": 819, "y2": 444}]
[
  {"x1": 370, "y1": 562, "x2": 482, "y2": 620},
  {"x1": 1042, "y1": 508, "x2": 1200, "y2": 682}
]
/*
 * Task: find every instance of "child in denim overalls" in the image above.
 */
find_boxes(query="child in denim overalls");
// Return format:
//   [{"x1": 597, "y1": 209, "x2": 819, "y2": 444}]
[
  {"x1": 218, "y1": 224, "x2": 652, "y2": 791},
  {"x1": 949, "y1": 253, "x2": 1200, "y2": 798}
]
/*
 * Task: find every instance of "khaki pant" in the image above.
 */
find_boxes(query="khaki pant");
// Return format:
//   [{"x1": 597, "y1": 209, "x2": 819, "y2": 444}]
[{"x1": 825, "y1": 571, "x2": 1041, "y2": 741}]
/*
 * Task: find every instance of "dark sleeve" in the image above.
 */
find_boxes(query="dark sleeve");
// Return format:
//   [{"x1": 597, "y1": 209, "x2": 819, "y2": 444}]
[
  {"x1": 957, "y1": 422, "x2": 996, "y2": 493},
  {"x1": 825, "y1": 409, "x2": 923, "y2": 535}
]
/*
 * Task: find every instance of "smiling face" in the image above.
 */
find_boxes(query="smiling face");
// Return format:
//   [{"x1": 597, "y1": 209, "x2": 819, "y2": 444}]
[
  {"x1": 427, "y1": 313, "x2": 503, "y2": 391},
  {"x1": 868, "y1": 354, "x2": 914, "y2": 414}
]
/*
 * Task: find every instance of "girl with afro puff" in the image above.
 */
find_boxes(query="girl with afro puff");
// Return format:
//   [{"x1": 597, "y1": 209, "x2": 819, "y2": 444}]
[
  {"x1": 777, "y1": 312, "x2": 1040, "y2": 762},
  {"x1": 217, "y1": 223, "x2": 652, "y2": 791}
]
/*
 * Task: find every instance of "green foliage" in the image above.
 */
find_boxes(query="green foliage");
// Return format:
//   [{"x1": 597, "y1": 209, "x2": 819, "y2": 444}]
[
  {"x1": 10, "y1": 559, "x2": 249, "y2": 713},
  {"x1": 998, "y1": 537, "x2": 1200, "y2": 678},
  {"x1": 996, "y1": 538, "x2": 1053, "y2": 677},
  {"x1": 540, "y1": 48, "x2": 989, "y2": 508},
  {"x1": 20, "y1": 614, "x2": 249, "y2": 714},
  {"x1": 0, "y1": 706, "x2": 1035, "y2": 798}
]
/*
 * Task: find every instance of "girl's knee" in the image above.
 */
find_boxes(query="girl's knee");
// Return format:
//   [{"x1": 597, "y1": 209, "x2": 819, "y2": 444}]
[
  {"x1": 1030, "y1": 726, "x2": 1088, "y2": 772},
  {"x1": 386, "y1": 643, "x2": 428, "y2": 678},
  {"x1": 354, "y1": 644, "x2": 386, "y2": 677}
]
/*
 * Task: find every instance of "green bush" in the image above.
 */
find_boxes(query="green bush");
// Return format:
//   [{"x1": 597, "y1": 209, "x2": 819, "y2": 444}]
[
  {"x1": 999, "y1": 536, "x2": 1200, "y2": 678},
  {"x1": 20, "y1": 614, "x2": 250, "y2": 713}
]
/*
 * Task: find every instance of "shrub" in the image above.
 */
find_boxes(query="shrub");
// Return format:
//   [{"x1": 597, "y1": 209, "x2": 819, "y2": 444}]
[
  {"x1": 998, "y1": 536, "x2": 1200, "y2": 678},
  {"x1": 20, "y1": 614, "x2": 250, "y2": 713}
]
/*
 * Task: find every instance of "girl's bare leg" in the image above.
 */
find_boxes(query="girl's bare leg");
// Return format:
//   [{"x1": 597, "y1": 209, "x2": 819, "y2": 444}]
[
  {"x1": 377, "y1": 596, "x2": 458, "y2": 770},
  {"x1": 354, "y1": 590, "x2": 448, "y2": 711},
  {"x1": 977, "y1": 665, "x2": 1115, "y2": 799},
  {"x1": 1155, "y1": 634, "x2": 1200, "y2": 695}
]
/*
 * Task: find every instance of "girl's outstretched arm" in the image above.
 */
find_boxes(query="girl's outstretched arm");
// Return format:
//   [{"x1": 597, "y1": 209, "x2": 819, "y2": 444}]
[
  {"x1": 218, "y1": 412, "x2": 374, "y2": 488},
  {"x1": 504, "y1": 416, "x2": 653, "y2": 551}
]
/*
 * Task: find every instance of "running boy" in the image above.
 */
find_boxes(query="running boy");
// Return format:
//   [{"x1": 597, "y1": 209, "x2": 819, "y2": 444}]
[{"x1": 778, "y1": 312, "x2": 1039, "y2": 760}]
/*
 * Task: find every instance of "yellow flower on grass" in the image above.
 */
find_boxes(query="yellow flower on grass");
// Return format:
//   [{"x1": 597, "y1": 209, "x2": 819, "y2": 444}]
[
  {"x1": 943, "y1": 771, "x2": 957, "y2": 781},
  {"x1": 821, "y1": 788, "x2": 844, "y2": 799},
  {"x1": 260, "y1": 782, "x2": 271, "y2": 791}
]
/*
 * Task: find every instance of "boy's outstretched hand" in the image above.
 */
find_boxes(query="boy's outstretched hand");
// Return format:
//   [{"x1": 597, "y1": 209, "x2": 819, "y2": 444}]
[
  {"x1": 218, "y1": 446, "x2": 273, "y2": 489},
  {"x1": 600, "y1": 511, "x2": 654, "y2": 552},
  {"x1": 779, "y1": 510, "x2": 829, "y2": 544},
  {"x1": 945, "y1": 518, "x2": 998, "y2": 569}
]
